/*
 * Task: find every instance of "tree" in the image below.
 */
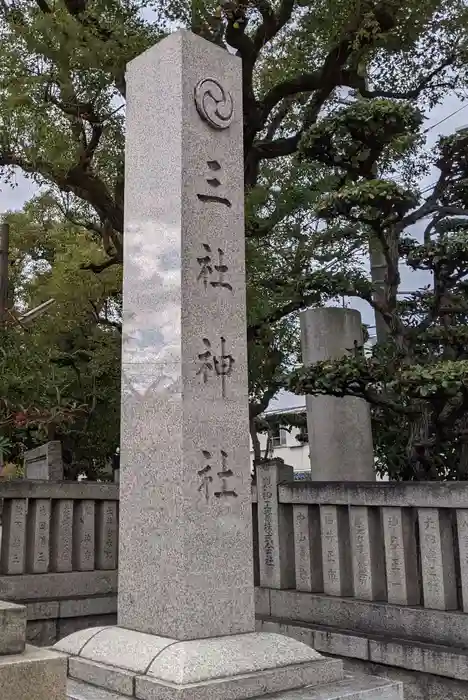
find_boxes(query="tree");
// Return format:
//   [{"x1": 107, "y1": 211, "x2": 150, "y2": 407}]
[
  {"x1": 1, "y1": 0, "x2": 465, "y2": 267},
  {"x1": 0, "y1": 197, "x2": 121, "y2": 478},
  {"x1": 289, "y1": 97, "x2": 468, "y2": 480},
  {"x1": 2, "y1": 0, "x2": 468, "y2": 470}
]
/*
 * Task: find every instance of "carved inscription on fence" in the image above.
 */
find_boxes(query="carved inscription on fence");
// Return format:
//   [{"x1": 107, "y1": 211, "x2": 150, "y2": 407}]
[
  {"x1": 350, "y1": 508, "x2": 371, "y2": 597},
  {"x1": 262, "y1": 473, "x2": 275, "y2": 568},
  {"x1": 382, "y1": 508, "x2": 406, "y2": 603},
  {"x1": 73, "y1": 501, "x2": 95, "y2": 571},
  {"x1": 28, "y1": 499, "x2": 51, "y2": 573},
  {"x1": 51, "y1": 500, "x2": 73, "y2": 572},
  {"x1": 418, "y1": 508, "x2": 456, "y2": 610},
  {"x1": 295, "y1": 507, "x2": 309, "y2": 588},
  {"x1": 96, "y1": 501, "x2": 118, "y2": 570},
  {"x1": 320, "y1": 506, "x2": 340, "y2": 593},
  {"x1": 1, "y1": 499, "x2": 27, "y2": 574},
  {"x1": 418, "y1": 509, "x2": 442, "y2": 604}
]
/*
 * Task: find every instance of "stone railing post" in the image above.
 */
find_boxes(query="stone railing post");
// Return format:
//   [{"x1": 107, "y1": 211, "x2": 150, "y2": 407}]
[
  {"x1": 256, "y1": 459, "x2": 295, "y2": 589},
  {"x1": 0, "y1": 498, "x2": 27, "y2": 574},
  {"x1": 300, "y1": 307, "x2": 375, "y2": 480}
]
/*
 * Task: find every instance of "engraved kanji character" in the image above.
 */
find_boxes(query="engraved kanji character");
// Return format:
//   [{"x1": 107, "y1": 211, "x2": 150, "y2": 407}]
[
  {"x1": 197, "y1": 244, "x2": 232, "y2": 291},
  {"x1": 197, "y1": 160, "x2": 232, "y2": 207},
  {"x1": 214, "y1": 450, "x2": 238, "y2": 499},
  {"x1": 198, "y1": 450, "x2": 214, "y2": 502},
  {"x1": 196, "y1": 338, "x2": 214, "y2": 383}
]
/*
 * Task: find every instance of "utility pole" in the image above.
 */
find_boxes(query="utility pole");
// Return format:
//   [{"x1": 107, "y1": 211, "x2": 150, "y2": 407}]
[{"x1": 0, "y1": 221, "x2": 9, "y2": 326}]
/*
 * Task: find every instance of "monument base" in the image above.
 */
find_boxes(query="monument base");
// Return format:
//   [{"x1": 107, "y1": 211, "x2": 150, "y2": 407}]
[
  {"x1": 67, "y1": 675, "x2": 403, "y2": 700},
  {"x1": 0, "y1": 599, "x2": 67, "y2": 700},
  {"x1": 0, "y1": 645, "x2": 67, "y2": 700},
  {"x1": 55, "y1": 627, "x2": 401, "y2": 700}
]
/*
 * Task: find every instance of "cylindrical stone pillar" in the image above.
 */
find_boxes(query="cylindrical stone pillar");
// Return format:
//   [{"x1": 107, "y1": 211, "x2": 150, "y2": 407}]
[{"x1": 300, "y1": 307, "x2": 375, "y2": 481}]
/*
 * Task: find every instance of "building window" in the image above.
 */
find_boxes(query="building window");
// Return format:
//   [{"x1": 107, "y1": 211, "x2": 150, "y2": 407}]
[{"x1": 271, "y1": 427, "x2": 287, "y2": 448}]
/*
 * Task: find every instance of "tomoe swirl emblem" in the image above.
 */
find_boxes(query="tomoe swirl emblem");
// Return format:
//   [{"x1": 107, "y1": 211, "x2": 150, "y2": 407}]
[{"x1": 194, "y1": 78, "x2": 234, "y2": 130}]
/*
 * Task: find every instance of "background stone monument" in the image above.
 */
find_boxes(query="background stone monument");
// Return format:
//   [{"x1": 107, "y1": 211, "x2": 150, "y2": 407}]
[
  {"x1": 55, "y1": 30, "x2": 401, "y2": 700},
  {"x1": 300, "y1": 307, "x2": 375, "y2": 480},
  {"x1": 23, "y1": 441, "x2": 64, "y2": 481}
]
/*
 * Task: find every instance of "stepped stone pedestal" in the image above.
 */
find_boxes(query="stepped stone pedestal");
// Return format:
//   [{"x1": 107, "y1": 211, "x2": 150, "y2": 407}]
[
  {"x1": 66, "y1": 672, "x2": 401, "y2": 700},
  {"x1": 0, "y1": 600, "x2": 66, "y2": 700},
  {"x1": 54, "y1": 30, "x2": 401, "y2": 700}
]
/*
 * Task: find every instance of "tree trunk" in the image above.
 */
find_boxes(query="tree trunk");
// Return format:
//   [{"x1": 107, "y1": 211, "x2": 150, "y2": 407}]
[
  {"x1": 457, "y1": 415, "x2": 468, "y2": 479},
  {"x1": 369, "y1": 235, "x2": 388, "y2": 344},
  {"x1": 407, "y1": 404, "x2": 437, "y2": 479},
  {"x1": 0, "y1": 222, "x2": 9, "y2": 326},
  {"x1": 249, "y1": 415, "x2": 261, "y2": 463}
]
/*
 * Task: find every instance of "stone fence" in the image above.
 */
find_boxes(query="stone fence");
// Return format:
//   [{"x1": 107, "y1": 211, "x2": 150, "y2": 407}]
[
  {"x1": 254, "y1": 461, "x2": 468, "y2": 693},
  {"x1": 4, "y1": 466, "x2": 468, "y2": 693},
  {"x1": 0, "y1": 480, "x2": 118, "y2": 645}
]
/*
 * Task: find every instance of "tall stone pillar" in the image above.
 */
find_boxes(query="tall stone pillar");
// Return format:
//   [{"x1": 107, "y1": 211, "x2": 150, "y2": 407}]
[
  {"x1": 55, "y1": 31, "x2": 400, "y2": 700},
  {"x1": 300, "y1": 307, "x2": 375, "y2": 481}
]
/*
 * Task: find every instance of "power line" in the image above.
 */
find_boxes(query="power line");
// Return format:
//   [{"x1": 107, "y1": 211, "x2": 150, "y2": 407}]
[
  {"x1": 420, "y1": 180, "x2": 437, "y2": 194},
  {"x1": 423, "y1": 103, "x2": 468, "y2": 134},
  {"x1": 416, "y1": 107, "x2": 468, "y2": 195}
]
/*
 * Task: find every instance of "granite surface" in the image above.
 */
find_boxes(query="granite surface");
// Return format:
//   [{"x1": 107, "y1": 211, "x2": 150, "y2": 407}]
[
  {"x1": 79, "y1": 627, "x2": 176, "y2": 673},
  {"x1": 0, "y1": 644, "x2": 67, "y2": 700},
  {"x1": 69, "y1": 657, "x2": 135, "y2": 696},
  {"x1": 300, "y1": 308, "x2": 374, "y2": 481},
  {"x1": 67, "y1": 674, "x2": 402, "y2": 700},
  {"x1": 256, "y1": 461, "x2": 296, "y2": 590},
  {"x1": 0, "y1": 600, "x2": 26, "y2": 655},
  {"x1": 146, "y1": 632, "x2": 325, "y2": 683},
  {"x1": 119, "y1": 29, "x2": 254, "y2": 640},
  {"x1": 24, "y1": 441, "x2": 63, "y2": 481},
  {"x1": 137, "y1": 659, "x2": 343, "y2": 700},
  {"x1": 58, "y1": 627, "x2": 346, "y2": 700}
]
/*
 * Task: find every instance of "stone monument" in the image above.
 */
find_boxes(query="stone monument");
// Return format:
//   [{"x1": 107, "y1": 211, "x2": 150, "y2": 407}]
[
  {"x1": 55, "y1": 30, "x2": 401, "y2": 700},
  {"x1": 300, "y1": 307, "x2": 375, "y2": 480},
  {"x1": 23, "y1": 440, "x2": 64, "y2": 481},
  {"x1": 0, "y1": 600, "x2": 66, "y2": 699}
]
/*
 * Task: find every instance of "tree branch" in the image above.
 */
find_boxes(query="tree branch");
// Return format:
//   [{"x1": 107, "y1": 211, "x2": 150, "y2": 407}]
[
  {"x1": 355, "y1": 55, "x2": 456, "y2": 101},
  {"x1": 88, "y1": 300, "x2": 122, "y2": 332},
  {"x1": 34, "y1": 0, "x2": 51, "y2": 13},
  {"x1": 265, "y1": 96, "x2": 296, "y2": 140},
  {"x1": 81, "y1": 255, "x2": 122, "y2": 274},
  {"x1": 247, "y1": 292, "x2": 322, "y2": 341},
  {"x1": 253, "y1": 0, "x2": 294, "y2": 52}
]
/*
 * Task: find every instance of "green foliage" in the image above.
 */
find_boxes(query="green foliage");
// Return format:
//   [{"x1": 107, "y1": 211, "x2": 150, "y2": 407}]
[
  {"x1": 0, "y1": 198, "x2": 121, "y2": 479},
  {"x1": 288, "y1": 87, "x2": 468, "y2": 479},
  {"x1": 2, "y1": 0, "x2": 468, "y2": 479}
]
